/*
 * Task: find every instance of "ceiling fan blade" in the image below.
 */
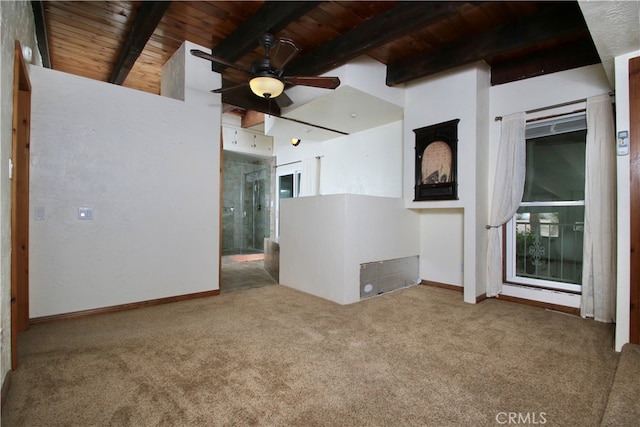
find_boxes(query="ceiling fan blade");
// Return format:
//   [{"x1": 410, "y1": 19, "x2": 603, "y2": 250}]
[
  {"x1": 275, "y1": 92, "x2": 294, "y2": 108},
  {"x1": 190, "y1": 49, "x2": 252, "y2": 75},
  {"x1": 283, "y1": 76, "x2": 341, "y2": 90},
  {"x1": 271, "y1": 38, "x2": 300, "y2": 71},
  {"x1": 211, "y1": 82, "x2": 248, "y2": 94}
]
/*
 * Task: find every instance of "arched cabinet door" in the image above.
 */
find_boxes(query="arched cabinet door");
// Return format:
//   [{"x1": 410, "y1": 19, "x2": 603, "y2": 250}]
[{"x1": 413, "y1": 119, "x2": 459, "y2": 201}]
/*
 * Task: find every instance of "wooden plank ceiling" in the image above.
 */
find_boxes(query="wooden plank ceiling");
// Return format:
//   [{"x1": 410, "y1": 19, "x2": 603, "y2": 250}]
[{"x1": 34, "y1": 1, "x2": 600, "y2": 114}]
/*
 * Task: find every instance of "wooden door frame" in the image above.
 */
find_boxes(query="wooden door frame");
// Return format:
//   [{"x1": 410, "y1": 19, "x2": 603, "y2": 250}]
[
  {"x1": 219, "y1": 129, "x2": 223, "y2": 290},
  {"x1": 11, "y1": 40, "x2": 32, "y2": 370},
  {"x1": 630, "y1": 55, "x2": 640, "y2": 345}
]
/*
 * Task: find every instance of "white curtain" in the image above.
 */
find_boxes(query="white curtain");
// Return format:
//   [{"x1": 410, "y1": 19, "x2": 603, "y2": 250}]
[
  {"x1": 486, "y1": 112, "x2": 526, "y2": 297},
  {"x1": 299, "y1": 157, "x2": 321, "y2": 197},
  {"x1": 581, "y1": 94, "x2": 616, "y2": 322}
]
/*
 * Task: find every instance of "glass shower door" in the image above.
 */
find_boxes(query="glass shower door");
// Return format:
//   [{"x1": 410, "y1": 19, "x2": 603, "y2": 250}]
[{"x1": 242, "y1": 169, "x2": 270, "y2": 253}]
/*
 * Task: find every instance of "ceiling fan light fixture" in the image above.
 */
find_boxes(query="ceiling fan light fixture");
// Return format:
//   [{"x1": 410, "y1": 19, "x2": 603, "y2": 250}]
[{"x1": 249, "y1": 75, "x2": 284, "y2": 99}]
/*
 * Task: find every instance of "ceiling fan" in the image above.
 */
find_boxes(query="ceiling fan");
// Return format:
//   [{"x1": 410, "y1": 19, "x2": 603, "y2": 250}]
[{"x1": 190, "y1": 33, "x2": 341, "y2": 107}]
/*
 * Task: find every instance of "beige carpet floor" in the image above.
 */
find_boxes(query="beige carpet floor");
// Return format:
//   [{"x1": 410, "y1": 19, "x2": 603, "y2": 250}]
[
  {"x1": 601, "y1": 343, "x2": 640, "y2": 426},
  {"x1": 2, "y1": 285, "x2": 618, "y2": 426}
]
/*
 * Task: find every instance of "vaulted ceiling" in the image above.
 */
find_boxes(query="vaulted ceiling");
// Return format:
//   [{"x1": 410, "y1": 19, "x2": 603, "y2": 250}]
[{"x1": 32, "y1": 1, "x2": 600, "y2": 116}]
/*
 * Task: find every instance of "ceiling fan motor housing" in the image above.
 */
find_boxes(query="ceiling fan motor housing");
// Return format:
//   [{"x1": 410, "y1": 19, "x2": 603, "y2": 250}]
[
  {"x1": 259, "y1": 33, "x2": 277, "y2": 52},
  {"x1": 252, "y1": 58, "x2": 275, "y2": 76}
]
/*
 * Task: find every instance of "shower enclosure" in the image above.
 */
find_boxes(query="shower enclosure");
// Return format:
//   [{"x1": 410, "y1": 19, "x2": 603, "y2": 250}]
[{"x1": 222, "y1": 152, "x2": 272, "y2": 255}]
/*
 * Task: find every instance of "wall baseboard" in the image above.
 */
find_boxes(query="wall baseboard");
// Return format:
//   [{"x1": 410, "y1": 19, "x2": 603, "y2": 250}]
[
  {"x1": 1, "y1": 370, "x2": 11, "y2": 408},
  {"x1": 420, "y1": 281, "x2": 577, "y2": 314},
  {"x1": 496, "y1": 294, "x2": 580, "y2": 316},
  {"x1": 29, "y1": 289, "x2": 221, "y2": 325},
  {"x1": 421, "y1": 280, "x2": 463, "y2": 292}
]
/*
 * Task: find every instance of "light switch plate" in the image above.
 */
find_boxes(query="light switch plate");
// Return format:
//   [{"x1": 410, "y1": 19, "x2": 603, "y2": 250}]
[
  {"x1": 34, "y1": 206, "x2": 45, "y2": 220},
  {"x1": 78, "y1": 207, "x2": 93, "y2": 220}
]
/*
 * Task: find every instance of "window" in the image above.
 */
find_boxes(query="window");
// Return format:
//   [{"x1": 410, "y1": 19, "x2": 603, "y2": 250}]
[
  {"x1": 505, "y1": 114, "x2": 586, "y2": 293},
  {"x1": 278, "y1": 172, "x2": 300, "y2": 199},
  {"x1": 275, "y1": 171, "x2": 301, "y2": 237}
]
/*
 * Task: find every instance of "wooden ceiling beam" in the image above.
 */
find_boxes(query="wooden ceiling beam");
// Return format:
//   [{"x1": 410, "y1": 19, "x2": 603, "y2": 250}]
[
  {"x1": 109, "y1": 1, "x2": 171, "y2": 85},
  {"x1": 31, "y1": 1, "x2": 51, "y2": 68},
  {"x1": 241, "y1": 110, "x2": 265, "y2": 129},
  {"x1": 386, "y1": 3, "x2": 593, "y2": 86},
  {"x1": 210, "y1": 1, "x2": 321, "y2": 73},
  {"x1": 490, "y1": 38, "x2": 601, "y2": 86},
  {"x1": 285, "y1": 1, "x2": 465, "y2": 78}
]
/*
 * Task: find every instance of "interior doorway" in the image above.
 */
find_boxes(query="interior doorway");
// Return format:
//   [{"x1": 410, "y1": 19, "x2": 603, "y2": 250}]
[
  {"x1": 221, "y1": 151, "x2": 272, "y2": 255},
  {"x1": 220, "y1": 151, "x2": 276, "y2": 293},
  {"x1": 11, "y1": 41, "x2": 32, "y2": 370}
]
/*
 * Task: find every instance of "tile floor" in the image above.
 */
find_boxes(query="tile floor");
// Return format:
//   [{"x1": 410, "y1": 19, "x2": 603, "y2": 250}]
[{"x1": 220, "y1": 255, "x2": 277, "y2": 293}]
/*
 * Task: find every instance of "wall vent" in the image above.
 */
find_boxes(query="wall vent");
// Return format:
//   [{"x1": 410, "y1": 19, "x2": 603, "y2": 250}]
[{"x1": 360, "y1": 255, "x2": 419, "y2": 300}]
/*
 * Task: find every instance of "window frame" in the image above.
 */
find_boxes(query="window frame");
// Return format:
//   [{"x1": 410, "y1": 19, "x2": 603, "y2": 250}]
[
  {"x1": 504, "y1": 113, "x2": 587, "y2": 294},
  {"x1": 505, "y1": 201, "x2": 584, "y2": 293},
  {"x1": 275, "y1": 169, "x2": 301, "y2": 238}
]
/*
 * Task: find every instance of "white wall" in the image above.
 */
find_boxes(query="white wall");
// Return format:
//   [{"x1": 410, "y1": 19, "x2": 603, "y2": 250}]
[
  {"x1": 28, "y1": 66, "x2": 221, "y2": 317},
  {"x1": 162, "y1": 40, "x2": 222, "y2": 109},
  {"x1": 475, "y1": 67, "x2": 491, "y2": 299},
  {"x1": 613, "y1": 50, "x2": 640, "y2": 351},
  {"x1": 404, "y1": 66, "x2": 484, "y2": 208},
  {"x1": 490, "y1": 64, "x2": 611, "y2": 124},
  {"x1": 404, "y1": 63, "x2": 491, "y2": 302},
  {"x1": 419, "y1": 209, "x2": 464, "y2": 286},
  {"x1": 282, "y1": 56, "x2": 405, "y2": 113},
  {"x1": 279, "y1": 194, "x2": 419, "y2": 304},
  {"x1": 273, "y1": 120, "x2": 403, "y2": 198},
  {"x1": 341, "y1": 196, "x2": 419, "y2": 304},
  {"x1": 490, "y1": 64, "x2": 612, "y2": 308},
  {"x1": 279, "y1": 195, "x2": 347, "y2": 303},
  {"x1": 161, "y1": 42, "x2": 186, "y2": 101},
  {"x1": 0, "y1": 0, "x2": 39, "y2": 383}
]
